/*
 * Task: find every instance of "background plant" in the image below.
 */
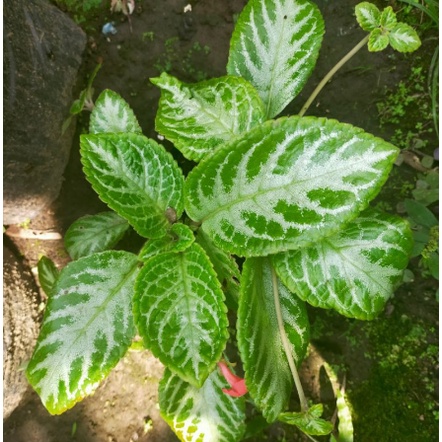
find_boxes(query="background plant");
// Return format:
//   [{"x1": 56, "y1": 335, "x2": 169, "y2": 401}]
[{"x1": 28, "y1": 1, "x2": 421, "y2": 440}]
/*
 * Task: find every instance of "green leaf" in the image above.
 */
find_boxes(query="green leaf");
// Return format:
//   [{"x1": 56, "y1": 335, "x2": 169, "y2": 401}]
[
  {"x1": 159, "y1": 368, "x2": 246, "y2": 442},
  {"x1": 70, "y1": 64, "x2": 101, "y2": 115},
  {"x1": 426, "y1": 251, "x2": 439, "y2": 280},
  {"x1": 37, "y1": 256, "x2": 59, "y2": 296},
  {"x1": 273, "y1": 209, "x2": 413, "y2": 320},
  {"x1": 134, "y1": 243, "x2": 228, "y2": 387},
  {"x1": 237, "y1": 257, "x2": 309, "y2": 422},
  {"x1": 388, "y1": 22, "x2": 421, "y2": 53},
  {"x1": 70, "y1": 96, "x2": 84, "y2": 115},
  {"x1": 195, "y1": 230, "x2": 241, "y2": 309},
  {"x1": 138, "y1": 222, "x2": 195, "y2": 262},
  {"x1": 152, "y1": 73, "x2": 265, "y2": 162},
  {"x1": 404, "y1": 199, "x2": 438, "y2": 228},
  {"x1": 227, "y1": 0, "x2": 324, "y2": 118},
  {"x1": 80, "y1": 133, "x2": 184, "y2": 239},
  {"x1": 185, "y1": 117, "x2": 399, "y2": 257},
  {"x1": 368, "y1": 28, "x2": 389, "y2": 52},
  {"x1": 89, "y1": 89, "x2": 142, "y2": 134},
  {"x1": 379, "y1": 6, "x2": 397, "y2": 29},
  {"x1": 64, "y1": 211, "x2": 130, "y2": 260},
  {"x1": 411, "y1": 228, "x2": 430, "y2": 257},
  {"x1": 279, "y1": 404, "x2": 333, "y2": 436},
  {"x1": 26, "y1": 251, "x2": 139, "y2": 414},
  {"x1": 355, "y1": 2, "x2": 381, "y2": 32}
]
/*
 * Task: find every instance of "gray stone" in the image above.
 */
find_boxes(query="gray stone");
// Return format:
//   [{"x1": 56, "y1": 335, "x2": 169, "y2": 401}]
[
  {"x1": 3, "y1": 0, "x2": 86, "y2": 225},
  {"x1": 3, "y1": 246, "x2": 40, "y2": 419}
]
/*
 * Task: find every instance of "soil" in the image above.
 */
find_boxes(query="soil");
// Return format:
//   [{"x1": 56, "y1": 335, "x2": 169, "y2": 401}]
[{"x1": 4, "y1": 1, "x2": 439, "y2": 441}]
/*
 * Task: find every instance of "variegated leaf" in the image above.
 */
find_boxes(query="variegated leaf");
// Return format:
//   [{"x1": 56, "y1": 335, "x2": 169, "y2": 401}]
[
  {"x1": 37, "y1": 256, "x2": 59, "y2": 296},
  {"x1": 160, "y1": 368, "x2": 246, "y2": 442},
  {"x1": 152, "y1": 73, "x2": 266, "y2": 162},
  {"x1": 195, "y1": 230, "x2": 241, "y2": 309},
  {"x1": 388, "y1": 23, "x2": 421, "y2": 53},
  {"x1": 279, "y1": 404, "x2": 333, "y2": 436},
  {"x1": 355, "y1": 2, "x2": 381, "y2": 32},
  {"x1": 134, "y1": 243, "x2": 228, "y2": 387},
  {"x1": 80, "y1": 133, "x2": 184, "y2": 239},
  {"x1": 65, "y1": 211, "x2": 130, "y2": 260},
  {"x1": 273, "y1": 209, "x2": 413, "y2": 320},
  {"x1": 185, "y1": 117, "x2": 399, "y2": 257},
  {"x1": 89, "y1": 89, "x2": 142, "y2": 134},
  {"x1": 227, "y1": 0, "x2": 324, "y2": 118},
  {"x1": 368, "y1": 29, "x2": 389, "y2": 52},
  {"x1": 26, "y1": 251, "x2": 139, "y2": 414},
  {"x1": 237, "y1": 257, "x2": 309, "y2": 422},
  {"x1": 138, "y1": 222, "x2": 195, "y2": 262}
]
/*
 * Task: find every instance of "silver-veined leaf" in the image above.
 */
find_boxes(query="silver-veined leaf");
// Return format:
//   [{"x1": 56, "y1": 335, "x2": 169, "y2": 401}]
[
  {"x1": 273, "y1": 209, "x2": 413, "y2": 320},
  {"x1": 160, "y1": 368, "x2": 246, "y2": 442},
  {"x1": 227, "y1": 0, "x2": 324, "y2": 118},
  {"x1": 64, "y1": 211, "x2": 130, "y2": 260},
  {"x1": 368, "y1": 29, "x2": 389, "y2": 52},
  {"x1": 237, "y1": 257, "x2": 309, "y2": 422},
  {"x1": 37, "y1": 256, "x2": 59, "y2": 296},
  {"x1": 26, "y1": 251, "x2": 139, "y2": 415},
  {"x1": 134, "y1": 243, "x2": 228, "y2": 387},
  {"x1": 80, "y1": 133, "x2": 184, "y2": 239},
  {"x1": 185, "y1": 117, "x2": 399, "y2": 257},
  {"x1": 196, "y1": 230, "x2": 241, "y2": 309},
  {"x1": 89, "y1": 89, "x2": 142, "y2": 134},
  {"x1": 355, "y1": 2, "x2": 381, "y2": 32},
  {"x1": 388, "y1": 22, "x2": 421, "y2": 53},
  {"x1": 152, "y1": 73, "x2": 265, "y2": 162},
  {"x1": 138, "y1": 222, "x2": 195, "y2": 262},
  {"x1": 379, "y1": 6, "x2": 397, "y2": 29},
  {"x1": 279, "y1": 404, "x2": 333, "y2": 436}
]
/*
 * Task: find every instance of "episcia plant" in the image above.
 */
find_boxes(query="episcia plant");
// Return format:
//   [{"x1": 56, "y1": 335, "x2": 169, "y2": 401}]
[{"x1": 28, "y1": 1, "x2": 421, "y2": 440}]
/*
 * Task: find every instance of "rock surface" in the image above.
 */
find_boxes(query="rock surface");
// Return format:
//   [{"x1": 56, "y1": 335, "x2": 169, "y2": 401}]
[
  {"x1": 3, "y1": 246, "x2": 40, "y2": 419},
  {"x1": 3, "y1": 0, "x2": 86, "y2": 225}
]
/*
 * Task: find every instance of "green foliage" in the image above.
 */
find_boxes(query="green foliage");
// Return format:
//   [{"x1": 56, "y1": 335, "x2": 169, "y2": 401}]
[
  {"x1": 54, "y1": 0, "x2": 102, "y2": 24},
  {"x1": 356, "y1": 2, "x2": 421, "y2": 52},
  {"x1": 27, "y1": 0, "x2": 421, "y2": 440}
]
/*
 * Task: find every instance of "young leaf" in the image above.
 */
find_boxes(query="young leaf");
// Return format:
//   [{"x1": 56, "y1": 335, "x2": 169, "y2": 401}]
[
  {"x1": 64, "y1": 211, "x2": 130, "y2": 260},
  {"x1": 273, "y1": 209, "x2": 413, "y2": 320},
  {"x1": 89, "y1": 89, "x2": 142, "y2": 134},
  {"x1": 237, "y1": 257, "x2": 309, "y2": 422},
  {"x1": 185, "y1": 117, "x2": 399, "y2": 257},
  {"x1": 196, "y1": 230, "x2": 241, "y2": 309},
  {"x1": 134, "y1": 243, "x2": 228, "y2": 387},
  {"x1": 152, "y1": 73, "x2": 266, "y2": 162},
  {"x1": 388, "y1": 22, "x2": 421, "y2": 53},
  {"x1": 80, "y1": 133, "x2": 184, "y2": 239},
  {"x1": 279, "y1": 404, "x2": 333, "y2": 436},
  {"x1": 37, "y1": 256, "x2": 59, "y2": 296},
  {"x1": 159, "y1": 368, "x2": 246, "y2": 442},
  {"x1": 355, "y1": 2, "x2": 381, "y2": 32},
  {"x1": 26, "y1": 251, "x2": 139, "y2": 415},
  {"x1": 227, "y1": 0, "x2": 324, "y2": 118},
  {"x1": 379, "y1": 6, "x2": 397, "y2": 29},
  {"x1": 138, "y1": 222, "x2": 195, "y2": 262},
  {"x1": 368, "y1": 28, "x2": 389, "y2": 52}
]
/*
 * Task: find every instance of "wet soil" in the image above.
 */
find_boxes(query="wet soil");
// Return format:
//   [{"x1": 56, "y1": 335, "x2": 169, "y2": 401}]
[{"x1": 4, "y1": 1, "x2": 438, "y2": 441}]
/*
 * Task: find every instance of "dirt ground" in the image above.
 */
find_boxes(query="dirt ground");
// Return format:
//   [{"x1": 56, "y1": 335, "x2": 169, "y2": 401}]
[{"x1": 4, "y1": 1, "x2": 439, "y2": 441}]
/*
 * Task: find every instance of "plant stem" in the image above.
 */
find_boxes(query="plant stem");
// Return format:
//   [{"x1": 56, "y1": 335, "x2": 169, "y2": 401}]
[
  {"x1": 299, "y1": 35, "x2": 370, "y2": 117},
  {"x1": 271, "y1": 264, "x2": 309, "y2": 412}
]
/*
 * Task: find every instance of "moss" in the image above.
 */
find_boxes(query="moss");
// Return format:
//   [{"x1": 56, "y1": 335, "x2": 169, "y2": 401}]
[{"x1": 348, "y1": 313, "x2": 438, "y2": 441}]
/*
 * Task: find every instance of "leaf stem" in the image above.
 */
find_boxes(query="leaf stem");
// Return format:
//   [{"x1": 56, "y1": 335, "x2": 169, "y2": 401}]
[
  {"x1": 271, "y1": 264, "x2": 309, "y2": 412},
  {"x1": 299, "y1": 35, "x2": 370, "y2": 117}
]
